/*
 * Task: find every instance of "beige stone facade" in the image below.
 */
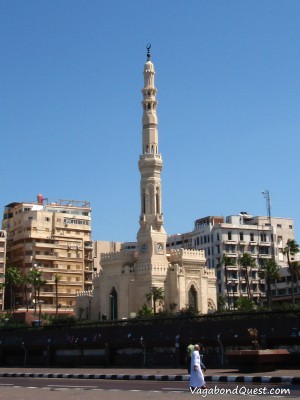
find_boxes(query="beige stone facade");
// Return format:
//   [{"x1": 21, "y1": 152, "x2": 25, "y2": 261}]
[
  {"x1": 76, "y1": 49, "x2": 217, "y2": 320},
  {"x1": 2, "y1": 196, "x2": 92, "y2": 311},
  {"x1": 0, "y1": 230, "x2": 6, "y2": 310},
  {"x1": 167, "y1": 213, "x2": 297, "y2": 307}
]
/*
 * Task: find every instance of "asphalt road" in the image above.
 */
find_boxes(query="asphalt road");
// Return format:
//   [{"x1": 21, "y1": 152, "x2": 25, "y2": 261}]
[{"x1": 0, "y1": 377, "x2": 299, "y2": 399}]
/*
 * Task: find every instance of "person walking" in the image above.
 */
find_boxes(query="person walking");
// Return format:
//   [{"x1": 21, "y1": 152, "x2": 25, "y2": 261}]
[
  {"x1": 189, "y1": 344, "x2": 207, "y2": 390},
  {"x1": 186, "y1": 343, "x2": 194, "y2": 373}
]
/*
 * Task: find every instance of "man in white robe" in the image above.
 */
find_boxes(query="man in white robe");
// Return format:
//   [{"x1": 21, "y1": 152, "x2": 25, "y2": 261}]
[{"x1": 189, "y1": 344, "x2": 206, "y2": 389}]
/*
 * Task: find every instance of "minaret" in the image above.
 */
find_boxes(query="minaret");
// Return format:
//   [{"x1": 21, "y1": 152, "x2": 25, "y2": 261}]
[{"x1": 137, "y1": 45, "x2": 168, "y2": 269}]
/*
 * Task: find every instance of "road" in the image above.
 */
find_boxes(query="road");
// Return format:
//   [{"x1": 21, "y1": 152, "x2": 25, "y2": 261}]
[{"x1": 0, "y1": 377, "x2": 299, "y2": 399}]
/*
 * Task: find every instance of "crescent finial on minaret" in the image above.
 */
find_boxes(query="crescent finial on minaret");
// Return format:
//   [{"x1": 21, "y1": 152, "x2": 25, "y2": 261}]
[{"x1": 146, "y1": 43, "x2": 151, "y2": 61}]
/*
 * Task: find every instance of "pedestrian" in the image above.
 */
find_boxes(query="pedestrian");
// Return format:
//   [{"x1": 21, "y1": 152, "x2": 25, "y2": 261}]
[
  {"x1": 198, "y1": 343, "x2": 206, "y2": 372},
  {"x1": 186, "y1": 343, "x2": 194, "y2": 373},
  {"x1": 189, "y1": 344, "x2": 207, "y2": 390}
]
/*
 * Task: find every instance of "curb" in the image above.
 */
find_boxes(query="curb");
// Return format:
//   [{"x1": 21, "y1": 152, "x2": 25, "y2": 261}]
[{"x1": 0, "y1": 372, "x2": 299, "y2": 384}]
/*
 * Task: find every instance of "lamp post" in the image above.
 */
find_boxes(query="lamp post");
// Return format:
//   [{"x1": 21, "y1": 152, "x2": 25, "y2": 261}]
[
  {"x1": 127, "y1": 279, "x2": 134, "y2": 318},
  {"x1": 38, "y1": 300, "x2": 43, "y2": 326},
  {"x1": 110, "y1": 294, "x2": 115, "y2": 320}
]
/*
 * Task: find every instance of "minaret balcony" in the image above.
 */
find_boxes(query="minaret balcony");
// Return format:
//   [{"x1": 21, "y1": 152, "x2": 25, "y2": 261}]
[{"x1": 139, "y1": 153, "x2": 161, "y2": 160}]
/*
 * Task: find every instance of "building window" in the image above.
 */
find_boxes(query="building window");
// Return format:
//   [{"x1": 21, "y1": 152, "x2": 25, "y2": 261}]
[
  {"x1": 250, "y1": 233, "x2": 254, "y2": 241},
  {"x1": 240, "y1": 232, "x2": 244, "y2": 241},
  {"x1": 260, "y1": 233, "x2": 267, "y2": 242},
  {"x1": 289, "y1": 225, "x2": 293, "y2": 229},
  {"x1": 228, "y1": 232, "x2": 232, "y2": 240},
  {"x1": 259, "y1": 246, "x2": 269, "y2": 255}
]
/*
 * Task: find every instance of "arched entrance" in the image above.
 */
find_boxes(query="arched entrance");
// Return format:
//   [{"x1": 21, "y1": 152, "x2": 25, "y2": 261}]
[{"x1": 188, "y1": 285, "x2": 197, "y2": 309}]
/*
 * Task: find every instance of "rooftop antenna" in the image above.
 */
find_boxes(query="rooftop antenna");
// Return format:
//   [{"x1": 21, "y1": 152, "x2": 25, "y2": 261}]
[
  {"x1": 262, "y1": 189, "x2": 271, "y2": 221},
  {"x1": 146, "y1": 43, "x2": 151, "y2": 61},
  {"x1": 262, "y1": 189, "x2": 274, "y2": 257}
]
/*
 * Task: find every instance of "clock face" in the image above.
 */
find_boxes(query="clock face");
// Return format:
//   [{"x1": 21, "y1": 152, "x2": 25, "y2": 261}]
[{"x1": 156, "y1": 242, "x2": 164, "y2": 253}]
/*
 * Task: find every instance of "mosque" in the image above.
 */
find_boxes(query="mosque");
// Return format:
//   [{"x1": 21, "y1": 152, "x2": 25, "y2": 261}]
[{"x1": 76, "y1": 47, "x2": 217, "y2": 320}]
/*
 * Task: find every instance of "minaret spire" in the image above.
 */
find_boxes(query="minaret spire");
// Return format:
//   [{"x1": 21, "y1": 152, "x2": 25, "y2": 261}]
[
  {"x1": 146, "y1": 43, "x2": 151, "y2": 61},
  {"x1": 137, "y1": 46, "x2": 167, "y2": 254}
]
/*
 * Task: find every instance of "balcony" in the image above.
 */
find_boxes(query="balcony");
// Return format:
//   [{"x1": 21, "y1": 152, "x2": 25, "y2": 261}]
[{"x1": 258, "y1": 254, "x2": 271, "y2": 258}]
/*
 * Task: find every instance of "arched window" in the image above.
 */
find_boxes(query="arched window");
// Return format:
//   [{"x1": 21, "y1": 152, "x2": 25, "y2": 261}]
[
  {"x1": 109, "y1": 287, "x2": 118, "y2": 320},
  {"x1": 188, "y1": 285, "x2": 197, "y2": 310}
]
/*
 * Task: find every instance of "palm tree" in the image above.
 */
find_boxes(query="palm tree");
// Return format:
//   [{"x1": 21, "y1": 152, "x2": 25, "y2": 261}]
[
  {"x1": 146, "y1": 286, "x2": 164, "y2": 314},
  {"x1": 258, "y1": 259, "x2": 280, "y2": 307},
  {"x1": 221, "y1": 255, "x2": 236, "y2": 308},
  {"x1": 27, "y1": 269, "x2": 43, "y2": 314},
  {"x1": 282, "y1": 239, "x2": 300, "y2": 305},
  {"x1": 5, "y1": 267, "x2": 22, "y2": 313},
  {"x1": 21, "y1": 272, "x2": 31, "y2": 311},
  {"x1": 236, "y1": 296, "x2": 256, "y2": 311},
  {"x1": 290, "y1": 261, "x2": 300, "y2": 296},
  {"x1": 238, "y1": 253, "x2": 256, "y2": 299},
  {"x1": 54, "y1": 274, "x2": 61, "y2": 317}
]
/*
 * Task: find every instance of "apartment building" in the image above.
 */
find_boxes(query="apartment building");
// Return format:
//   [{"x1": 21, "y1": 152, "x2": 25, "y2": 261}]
[
  {"x1": 2, "y1": 194, "x2": 92, "y2": 311},
  {"x1": 167, "y1": 212, "x2": 296, "y2": 307},
  {"x1": 0, "y1": 230, "x2": 6, "y2": 310}
]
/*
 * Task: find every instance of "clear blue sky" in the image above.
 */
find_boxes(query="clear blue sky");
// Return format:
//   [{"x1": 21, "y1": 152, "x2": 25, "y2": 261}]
[{"x1": 1, "y1": 1, "x2": 299, "y2": 243}]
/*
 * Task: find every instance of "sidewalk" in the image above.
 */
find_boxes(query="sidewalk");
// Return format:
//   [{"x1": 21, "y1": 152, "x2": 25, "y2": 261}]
[{"x1": 0, "y1": 367, "x2": 299, "y2": 385}]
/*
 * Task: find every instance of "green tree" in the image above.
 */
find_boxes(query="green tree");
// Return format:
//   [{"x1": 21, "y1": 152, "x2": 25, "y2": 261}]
[
  {"x1": 236, "y1": 297, "x2": 256, "y2": 311},
  {"x1": 239, "y1": 253, "x2": 256, "y2": 298},
  {"x1": 217, "y1": 294, "x2": 226, "y2": 312},
  {"x1": 282, "y1": 239, "x2": 300, "y2": 305},
  {"x1": 137, "y1": 304, "x2": 153, "y2": 317},
  {"x1": 21, "y1": 272, "x2": 31, "y2": 311},
  {"x1": 221, "y1": 255, "x2": 236, "y2": 308},
  {"x1": 258, "y1": 259, "x2": 280, "y2": 307},
  {"x1": 146, "y1": 286, "x2": 164, "y2": 314},
  {"x1": 5, "y1": 267, "x2": 22, "y2": 313},
  {"x1": 27, "y1": 269, "x2": 46, "y2": 314}
]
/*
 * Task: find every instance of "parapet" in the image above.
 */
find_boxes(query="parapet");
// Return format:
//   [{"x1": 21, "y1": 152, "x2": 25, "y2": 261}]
[
  {"x1": 169, "y1": 248, "x2": 205, "y2": 262},
  {"x1": 76, "y1": 290, "x2": 93, "y2": 297}
]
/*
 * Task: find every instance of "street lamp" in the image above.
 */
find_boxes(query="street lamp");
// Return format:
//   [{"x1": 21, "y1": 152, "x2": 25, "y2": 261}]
[
  {"x1": 38, "y1": 300, "x2": 43, "y2": 326},
  {"x1": 110, "y1": 294, "x2": 115, "y2": 320},
  {"x1": 127, "y1": 279, "x2": 134, "y2": 318}
]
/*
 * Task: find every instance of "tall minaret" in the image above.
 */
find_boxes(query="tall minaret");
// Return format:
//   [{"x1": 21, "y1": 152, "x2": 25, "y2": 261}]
[{"x1": 137, "y1": 45, "x2": 168, "y2": 272}]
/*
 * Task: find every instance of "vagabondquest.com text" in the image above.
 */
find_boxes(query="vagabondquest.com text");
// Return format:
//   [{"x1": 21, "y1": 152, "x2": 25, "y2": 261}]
[{"x1": 189, "y1": 385, "x2": 290, "y2": 397}]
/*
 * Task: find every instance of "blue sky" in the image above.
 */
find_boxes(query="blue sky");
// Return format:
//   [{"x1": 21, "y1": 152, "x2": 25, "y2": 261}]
[{"x1": 1, "y1": 1, "x2": 299, "y2": 242}]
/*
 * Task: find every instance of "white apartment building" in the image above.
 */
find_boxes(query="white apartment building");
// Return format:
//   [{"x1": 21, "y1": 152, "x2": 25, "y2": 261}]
[
  {"x1": 167, "y1": 212, "x2": 297, "y2": 307},
  {"x1": 0, "y1": 230, "x2": 6, "y2": 310},
  {"x1": 2, "y1": 195, "x2": 92, "y2": 311}
]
